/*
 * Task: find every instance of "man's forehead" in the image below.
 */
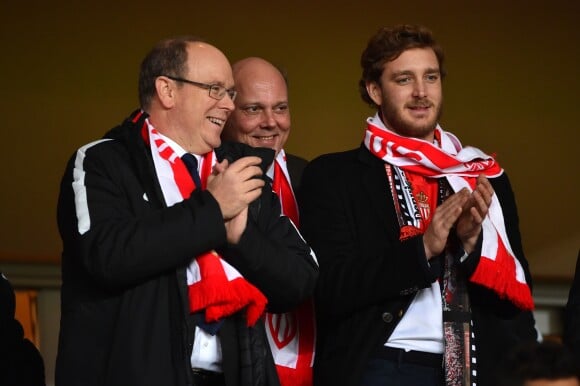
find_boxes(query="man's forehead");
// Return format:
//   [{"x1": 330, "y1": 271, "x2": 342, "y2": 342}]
[
  {"x1": 184, "y1": 57, "x2": 233, "y2": 86},
  {"x1": 384, "y1": 49, "x2": 439, "y2": 73}
]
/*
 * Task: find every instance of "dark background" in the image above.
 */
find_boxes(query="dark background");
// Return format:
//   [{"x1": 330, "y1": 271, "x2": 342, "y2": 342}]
[{"x1": 1, "y1": 0, "x2": 578, "y2": 278}]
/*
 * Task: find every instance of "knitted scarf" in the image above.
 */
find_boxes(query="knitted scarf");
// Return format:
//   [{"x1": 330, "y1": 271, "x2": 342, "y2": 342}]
[
  {"x1": 266, "y1": 150, "x2": 316, "y2": 386},
  {"x1": 140, "y1": 112, "x2": 267, "y2": 327},
  {"x1": 363, "y1": 115, "x2": 534, "y2": 311}
]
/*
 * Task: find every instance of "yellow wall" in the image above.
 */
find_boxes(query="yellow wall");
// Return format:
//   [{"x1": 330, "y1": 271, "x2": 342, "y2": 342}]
[{"x1": 1, "y1": 0, "x2": 578, "y2": 278}]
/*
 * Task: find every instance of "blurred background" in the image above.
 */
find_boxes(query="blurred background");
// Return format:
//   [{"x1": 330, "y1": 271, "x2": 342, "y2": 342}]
[{"x1": 1, "y1": 1, "x2": 578, "y2": 384}]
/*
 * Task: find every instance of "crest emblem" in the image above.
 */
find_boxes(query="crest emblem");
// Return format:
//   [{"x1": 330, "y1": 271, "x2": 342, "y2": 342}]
[{"x1": 416, "y1": 191, "x2": 430, "y2": 220}]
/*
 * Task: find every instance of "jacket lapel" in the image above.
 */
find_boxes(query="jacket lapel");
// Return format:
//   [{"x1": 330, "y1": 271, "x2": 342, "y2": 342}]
[{"x1": 357, "y1": 145, "x2": 401, "y2": 238}]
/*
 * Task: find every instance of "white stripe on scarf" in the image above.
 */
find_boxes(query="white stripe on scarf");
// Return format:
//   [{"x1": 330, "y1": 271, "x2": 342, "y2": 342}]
[{"x1": 364, "y1": 114, "x2": 533, "y2": 310}]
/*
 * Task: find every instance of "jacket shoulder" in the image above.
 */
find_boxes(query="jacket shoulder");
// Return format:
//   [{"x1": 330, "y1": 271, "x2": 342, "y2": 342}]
[
  {"x1": 305, "y1": 148, "x2": 361, "y2": 175},
  {"x1": 285, "y1": 153, "x2": 308, "y2": 168}
]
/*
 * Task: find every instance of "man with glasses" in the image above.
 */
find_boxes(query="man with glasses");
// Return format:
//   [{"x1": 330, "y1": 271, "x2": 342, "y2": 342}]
[
  {"x1": 222, "y1": 57, "x2": 315, "y2": 386},
  {"x1": 55, "y1": 37, "x2": 317, "y2": 386}
]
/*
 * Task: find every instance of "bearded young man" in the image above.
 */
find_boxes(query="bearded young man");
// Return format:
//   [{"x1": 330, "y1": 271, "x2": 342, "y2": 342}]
[{"x1": 299, "y1": 24, "x2": 537, "y2": 386}]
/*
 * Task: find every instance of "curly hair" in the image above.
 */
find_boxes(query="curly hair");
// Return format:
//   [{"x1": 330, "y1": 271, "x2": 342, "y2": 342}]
[{"x1": 358, "y1": 24, "x2": 446, "y2": 107}]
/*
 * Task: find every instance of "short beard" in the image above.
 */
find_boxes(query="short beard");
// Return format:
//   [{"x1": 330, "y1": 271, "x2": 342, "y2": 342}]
[{"x1": 382, "y1": 101, "x2": 443, "y2": 140}]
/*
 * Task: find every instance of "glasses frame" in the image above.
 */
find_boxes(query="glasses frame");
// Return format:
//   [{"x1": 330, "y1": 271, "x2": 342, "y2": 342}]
[{"x1": 164, "y1": 75, "x2": 236, "y2": 101}]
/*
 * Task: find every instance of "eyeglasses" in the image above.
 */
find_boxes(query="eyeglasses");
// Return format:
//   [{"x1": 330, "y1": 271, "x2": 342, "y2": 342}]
[{"x1": 164, "y1": 75, "x2": 237, "y2": 101}]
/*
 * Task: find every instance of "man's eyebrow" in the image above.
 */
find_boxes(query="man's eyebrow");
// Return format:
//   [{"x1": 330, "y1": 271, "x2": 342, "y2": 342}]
[
  {"x1": 424, "y1": 67, "x2": 440, "y2": 74},
  {"x1": 390, "y1": 70, "x2": 414, "y2": 78},
  {"x1": 391, "y1": 68, "x2": 440, "y2": 77}
]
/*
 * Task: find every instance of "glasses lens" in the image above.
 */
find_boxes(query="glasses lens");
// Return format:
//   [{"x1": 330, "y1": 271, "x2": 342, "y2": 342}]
[{"x1": 209, "y1": 85, "x2": 224, "y2": 100}]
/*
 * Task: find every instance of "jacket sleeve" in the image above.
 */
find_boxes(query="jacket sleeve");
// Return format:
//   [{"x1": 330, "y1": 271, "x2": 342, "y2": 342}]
[
  {"x1": 57, "y1": 140, "x2": 227, "y2": 290},
  {"x1": 220, "y1": 185, "x2": 318, "y2": 313},
  {"x1": 298, "y1": 153, "x2": 435, "y2": 320}
]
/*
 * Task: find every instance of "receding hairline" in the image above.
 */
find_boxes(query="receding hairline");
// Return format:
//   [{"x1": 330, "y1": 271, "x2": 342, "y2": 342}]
[
  {"x1": 231, "y1": 57, "x2": 287, "y2": 86},
  {"x1": 185, "y1": 41, "x2": 229, "y2": 61}
]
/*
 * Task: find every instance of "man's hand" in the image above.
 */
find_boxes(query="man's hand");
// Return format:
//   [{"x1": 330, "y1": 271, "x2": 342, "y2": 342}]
[
  {"x1": 456, "y1": 174, "x2": 494, "y2": 253},
  {"x1": 206, "y1": 156, "x2": 265, "y2": 220},
  {"x1": 423, "y1": 188, "x2": 470, "y2": 260},
  {"x1": 224, "y1": 207, "x2": 248, "y2": 244}
]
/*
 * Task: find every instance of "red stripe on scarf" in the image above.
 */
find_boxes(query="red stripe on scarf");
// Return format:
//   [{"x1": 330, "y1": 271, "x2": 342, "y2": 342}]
[
  {"x1": 268, "y1": 153, "x2": 315, "y2": 386},
  {"x1": 272, "y1": 160, "x2": 299, "y2": 226},
  {"x1": 276, "y1": 360, "x2": 312, "y2": 386},
  {"x1": 367, "y1": 124, "x2": 503, "y2": 177}
]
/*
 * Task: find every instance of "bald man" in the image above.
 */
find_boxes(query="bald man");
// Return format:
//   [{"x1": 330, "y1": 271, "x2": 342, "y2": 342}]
[
  {"x1": 223, "y1": 57, "x2": 308, "y2": 196},
  {"x1": 223, "y1": 57, "x2": 315, "y2": 386}
]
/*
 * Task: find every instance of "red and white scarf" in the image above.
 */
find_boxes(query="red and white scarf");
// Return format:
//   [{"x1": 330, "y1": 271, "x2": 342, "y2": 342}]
[
  {"x1": 272, "y1": 150, "x2": 300, "y2": 226},
  {"x1": 266, "y1": 150, "x2": 316, "y2": 386},
  {"x1": 364, "y1": 115, "x2": 534, "y2": 311},
  {"x1": 143, "y1": 117, "x2": 267, "y2": 326}
]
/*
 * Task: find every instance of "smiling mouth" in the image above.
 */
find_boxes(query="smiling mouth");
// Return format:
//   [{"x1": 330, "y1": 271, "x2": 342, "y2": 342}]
[
  {"x1": 208, "y1": 117, "x2": 225, "y2": 126},
  {"x1": 253, "y1": 135, "x2": 277, "y2": 141}
]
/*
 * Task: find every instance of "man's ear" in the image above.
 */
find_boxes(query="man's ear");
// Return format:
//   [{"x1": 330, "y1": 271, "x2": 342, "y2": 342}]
[
  {"x1": 366, "y1": 81, "x2": 382, "y2": 106},
  {"x1": 155, "y1": 76, "x2": 176, "y2": 108}
]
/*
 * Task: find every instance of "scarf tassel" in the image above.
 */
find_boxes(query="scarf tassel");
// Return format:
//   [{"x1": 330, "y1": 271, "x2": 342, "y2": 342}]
[
  {"x1": 469, "y1": 235, "x2": 534, "y2": 311},
  {"x1": 400, "y1": 225, "x2": 423, "y2": 241},
  {"x1": 188, "y1": 253, "x2": 267, "y2": 327},
  {"x1": 189, "y1": 278, "x2": 267, "y2": 326}
]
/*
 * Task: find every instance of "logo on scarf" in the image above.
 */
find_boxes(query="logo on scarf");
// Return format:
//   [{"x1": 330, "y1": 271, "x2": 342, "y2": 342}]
[
  {"x1": 463, "y1": 159, "x2": 495, "y2": 172},
  {"x1": 416, "y1": 191, "x2": 430, "y2": 221},
  {"x1": 267, "y1": 312, "x2": 298, "y2": 349}
]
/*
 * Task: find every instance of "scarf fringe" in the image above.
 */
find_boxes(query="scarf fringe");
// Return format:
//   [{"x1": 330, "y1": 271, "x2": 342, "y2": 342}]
[
  {"x1": 400, "y1": 225, "x2": 423, "y2": 240},
  {"x1": 189, "y1": 273, "x2": 267, "y2": 326},
  {"x1": 469, "y1": 236, "x2": 534, "y2": 311},
  {"x1": 470, "y1": 258, "x2": 534, "y2": 310}
]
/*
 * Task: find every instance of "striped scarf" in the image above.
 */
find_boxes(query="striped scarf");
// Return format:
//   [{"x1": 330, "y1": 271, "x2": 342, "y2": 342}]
[
  {"x1": 266, "y1": 150, "x2": 316, "y2": 386},
  {"x1": 363, "y1": 114, "x2": 533, "y2": 311},
  {"x1": 140, "y1": 112, "x2": 267, "y2": 327}
]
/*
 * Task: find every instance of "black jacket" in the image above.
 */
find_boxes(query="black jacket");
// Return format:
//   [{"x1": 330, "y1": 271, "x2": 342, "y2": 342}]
[
  {"x1": 299, "y1": 145, "x2": 537, "y2": 386},
  {"x1": 55, "y1": 110, "x2": 318, "y2": 386},
  {"x1": 285, "y1": 153, "x2": 308, "y2": 194}
]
